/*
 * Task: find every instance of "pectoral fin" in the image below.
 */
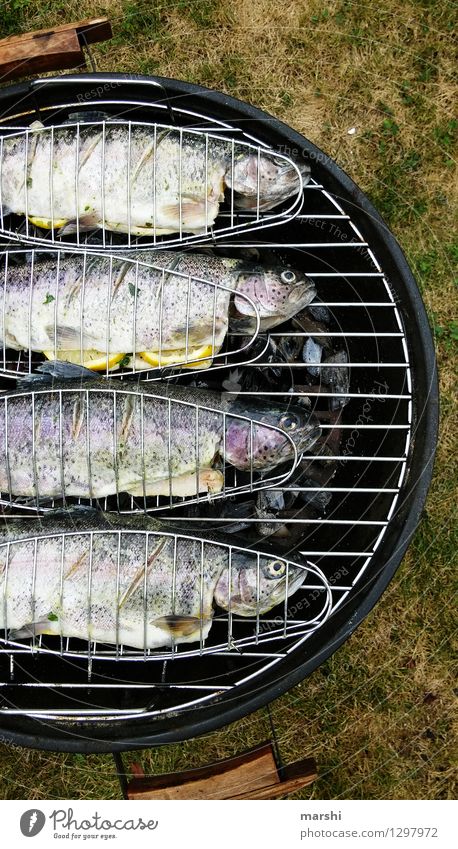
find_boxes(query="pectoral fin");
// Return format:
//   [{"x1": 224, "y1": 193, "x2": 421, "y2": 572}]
[
  {"x1": 127, "y1": 469, "x2": 223, "y2": 498},
  {"x1": 159, "y1": 199, "x2": 209, "y2": 229},
  {"x1": 152, "y1": 615, "x2": 211, "y2": 638},
  {"x1": 168, "y1": 319, "x2": 226, "y2": 349},
  {"x1": 9, "y1": 619, "x2": 57, "y2": 640},
  {"x1": 44, "y1": 324, "x2": 97, "y2": 349},
  {"x1": 58, "y1": 214, "x2": 100, "y2": 236}
]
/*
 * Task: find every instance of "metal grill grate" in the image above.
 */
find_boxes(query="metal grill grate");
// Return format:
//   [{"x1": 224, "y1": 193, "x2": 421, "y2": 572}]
[{"x1": 0, "y1": 77, "x2": 424, "y2": 736}]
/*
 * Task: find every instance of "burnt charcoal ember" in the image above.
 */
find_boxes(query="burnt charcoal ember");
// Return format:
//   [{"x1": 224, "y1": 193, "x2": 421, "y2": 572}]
[
  {"x1": 288, "y1": 463, "x2": 335, "y2": 511},
  {"x1": 260, "y1": 334, "x2": 303, "y2": 385},
  {"x1": 308, "y1": 443, "x2": 339, "y2": 465},
  {"x1": 308, "y1": 302, "x2": 331, "y2": 324},
  {"x1": 259, "y1": 337, "x2": 284, "y2": 384},
  {"x1": 287, "y1": 389, "x2": 312, "y2": 412},
  {"x1": 257, "y1": 489, "x2": 285, "y2": 513},
  {"x1": 298, "y1": 478, "x2": 333, "y2": 511},
  {"x1": 292, "y1": 386, "x2": 337, "y2": 427},
  {"x1": 292, "y1": 310, "x2": 333, "y2": 353},
  {"x1": 219, "y1": 350, "x2": 274, "y2": 392},
  {"x1": 255, "y1": 489, "x2": 289, "y2": 538},
  {"x1": 302, "y1": 336, "x2": 323, "y2": 377},
  {"x1": 217, "y1": 499, "x2": 256, "y2": 533},
  {"x1": 276, "y1": 334, "x2": 303, "y2": 362},
  {"x1": 315, "y1": 407, "x2": 343, "y2": 456},
  {"x1": 271, "y1": 502, "x2": 328, "y2": 549},
  {"x1": 173, "y1": 499, "x2": 256, "y2": 534},
  {"x1": 321, "y1": 350, "x2": 350, "y2": 409},
  {"x1": 233, "y1": 366, "x2": 272, "y2": 393},
  {"x1": 281, "y1": 483, "x2": 304, "y2": 511},
  {"x1": 297, "y1": 456, "x2": 338, "y2": 487},
  {"x1": 220, "y1": 367, "x2": 248, "y2": 394},
  {"x1": 299, "y1": 414, "x2": 341, "y2": 468}
]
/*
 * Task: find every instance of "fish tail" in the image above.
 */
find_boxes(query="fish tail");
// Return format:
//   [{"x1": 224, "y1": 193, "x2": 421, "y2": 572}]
[{"x1": 18, "y1": 360, "x2": 95, "y2": 388}]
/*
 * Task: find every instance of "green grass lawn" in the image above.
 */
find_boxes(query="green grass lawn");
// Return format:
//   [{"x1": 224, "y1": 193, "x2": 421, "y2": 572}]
[{"x1": 0, "y1": 0, "x2": 456, "y2": 800}]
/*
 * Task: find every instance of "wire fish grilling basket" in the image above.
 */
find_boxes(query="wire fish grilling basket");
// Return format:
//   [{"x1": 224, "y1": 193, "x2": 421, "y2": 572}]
[
  {"x1": 0, "y1": 247, "x2": 265, "y2": 379},
  {"x1": 0, "y1": 517, "x2": 332, "y2": 667},
  {"x1": 0, "y1": 118, "x2": 306, "y2": 250},
  {"x1": 0, "y1": 74, "x2": 438, "y2": 752},
  {"x1": 0, "y1": 380, "x2": 312, "y2": 514}
]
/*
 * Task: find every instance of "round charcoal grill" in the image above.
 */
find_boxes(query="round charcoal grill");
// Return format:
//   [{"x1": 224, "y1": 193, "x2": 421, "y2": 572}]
[{"x1": 0, "y1": 75, "x2": 438, "y2": 752}]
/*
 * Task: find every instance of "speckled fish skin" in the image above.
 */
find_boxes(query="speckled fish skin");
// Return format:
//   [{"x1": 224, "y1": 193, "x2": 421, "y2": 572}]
[
  {"x1": 0, "y1": 123, "x2": 306, "y2": 237},
  {"x1": 0, "y1": 249, "x2": 316, "y2": 357},
  {"x1": 0, "y1": 511, "x2": 307, "y2": 649},
  {"x1": 0, "y1": 379, "x2": 320, "y2": 499}
]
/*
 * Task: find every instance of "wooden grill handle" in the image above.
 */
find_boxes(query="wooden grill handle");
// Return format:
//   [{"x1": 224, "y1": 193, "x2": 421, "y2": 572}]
[{"x1": 0, "y1": 18, "x2": 112, "y2": 82}]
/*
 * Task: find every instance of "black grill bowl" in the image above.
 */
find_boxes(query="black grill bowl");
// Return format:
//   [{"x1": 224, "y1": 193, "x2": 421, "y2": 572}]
[{"x1": 0, "y1": 74, "x2": 438, "y2": 752}]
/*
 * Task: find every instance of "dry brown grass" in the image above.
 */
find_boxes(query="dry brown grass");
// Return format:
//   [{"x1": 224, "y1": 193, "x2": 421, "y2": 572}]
[{"x1": 0, "y1": 0, "x2": 456, "y2": 800}]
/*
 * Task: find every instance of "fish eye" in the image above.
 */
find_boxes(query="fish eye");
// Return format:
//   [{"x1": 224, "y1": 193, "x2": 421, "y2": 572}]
[
  {"x1": 281, "y1": 270, "x2": 296, "y2": 284},
  {"x1": 279, "y1": 412, "x2": 298, "y2": 431},
  {"x1": 264, "y1": 559, "x2": 287, "y2": 579}
]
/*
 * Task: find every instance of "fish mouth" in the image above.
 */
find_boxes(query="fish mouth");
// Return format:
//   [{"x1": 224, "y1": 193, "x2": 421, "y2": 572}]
[
  {"x1": 297, "y1": 162, "x2": 311, "y2": 187},
  {"x1": 296, "y1": 423, "x2": 322, "y2": 455},
  {"x1": 288, "y1": 280, "x2": 316, "y2": 307},
  {"x1": 284, "y1": 564, "x2": 308, "y2": 597}
]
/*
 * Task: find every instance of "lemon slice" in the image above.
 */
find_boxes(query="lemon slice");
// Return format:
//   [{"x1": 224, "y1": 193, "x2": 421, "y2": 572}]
[
  {"x1": 28, "y1": 216, "x2": 68, "y2": 230},
  {"x1": 139, "y1": 345, "x2": 213, "y2": 369},
  {"x1": 43, "y1": 349, "x2": 126, "y2": 372}
]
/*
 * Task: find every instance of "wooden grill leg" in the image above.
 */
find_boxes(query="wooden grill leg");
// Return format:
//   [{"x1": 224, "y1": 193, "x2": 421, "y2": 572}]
[{"x1": 122, "y1": 742, "x2": 317, "y2": 800}]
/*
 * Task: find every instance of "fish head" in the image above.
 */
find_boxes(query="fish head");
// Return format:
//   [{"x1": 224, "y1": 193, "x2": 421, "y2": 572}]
[
  {"x1": 227, "y1": 151, "x2": 310, "y2": 211},
  {"x1": 214, "y1": 549, "x2": 307, "y2": 615},
  {"x1": 231, "y1": 263, "x2": 316, "y2": 330},
  {"x1": 223, "y1": 398, "x2": 321, "y2": 471}
]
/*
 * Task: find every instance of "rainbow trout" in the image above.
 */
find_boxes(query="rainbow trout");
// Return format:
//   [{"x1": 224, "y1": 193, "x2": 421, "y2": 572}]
[
  {"x1": 0, "y1": 374, "x2": 320, "y2": 500},
  {"x1": 0, "y1": 510, "x2": 314, "y2": 650},
  {"x1": 0, "y1": 121, "x2": 309, "y2": 238},
  {"x1": 0, "y1": 249, "x2": 316, "y2": 372}
]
